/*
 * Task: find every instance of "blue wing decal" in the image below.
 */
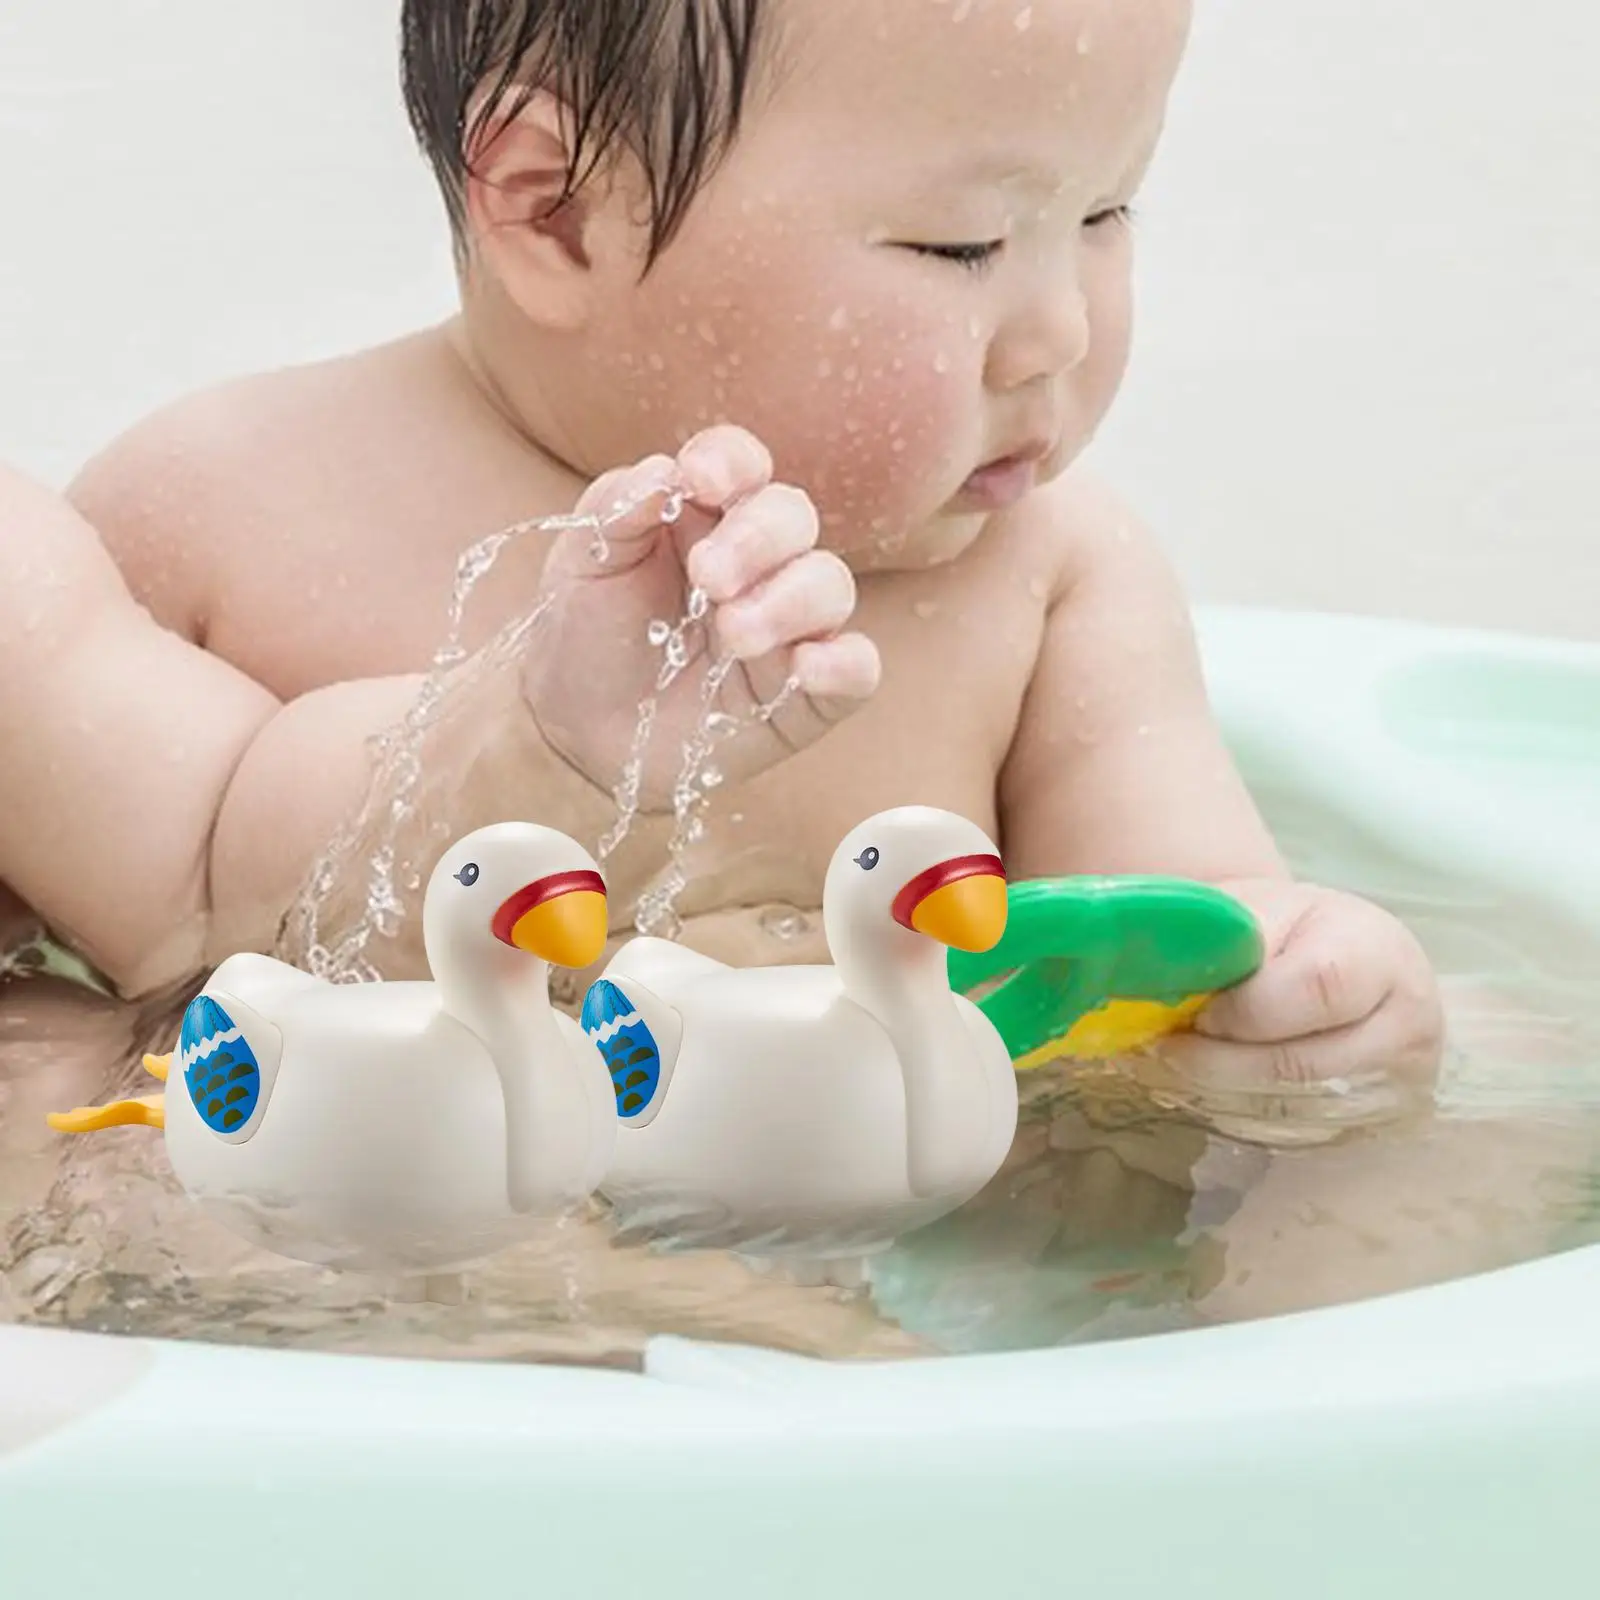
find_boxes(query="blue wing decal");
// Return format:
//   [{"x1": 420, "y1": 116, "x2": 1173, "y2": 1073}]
[
  {"x1": 581, "y1": 978, "x2": 663, "y2": 1121},
  {"x1": 178, "y1": 994, "x2": 261, "y2": 1135}
]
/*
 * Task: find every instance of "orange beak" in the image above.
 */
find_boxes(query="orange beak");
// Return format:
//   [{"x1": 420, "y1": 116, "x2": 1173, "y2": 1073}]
[
  {"x1": 492, "y1": 870, "x2": 608, "y2": 968},
  {"x1": 891, "y1": 853, "x2": 1008, "y2": 953}
]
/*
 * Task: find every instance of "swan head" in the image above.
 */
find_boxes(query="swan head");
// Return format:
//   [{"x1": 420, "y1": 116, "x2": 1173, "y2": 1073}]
[
  {"x1": 423, "y1": 822, "x2": 608, "y2": 972},
  {"x1": 823, "y1": 807, "x2": 1007, "y2": 968}
]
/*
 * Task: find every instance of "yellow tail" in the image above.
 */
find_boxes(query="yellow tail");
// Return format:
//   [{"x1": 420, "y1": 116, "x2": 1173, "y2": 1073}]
[{"x1": 45, "y1": 1052, "x2": 172, "y2": 1134}]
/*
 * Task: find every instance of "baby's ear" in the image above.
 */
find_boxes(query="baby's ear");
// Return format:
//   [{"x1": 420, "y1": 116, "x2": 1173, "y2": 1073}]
[{"x1": 462, "y1": 89, "x2": 616, "y2": 328}]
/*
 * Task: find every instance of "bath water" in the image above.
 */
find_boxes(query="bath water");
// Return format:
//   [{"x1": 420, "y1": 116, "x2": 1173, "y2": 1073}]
[{"x1": 3, "y1": 503, "x2": 1599, "y2": 1361}]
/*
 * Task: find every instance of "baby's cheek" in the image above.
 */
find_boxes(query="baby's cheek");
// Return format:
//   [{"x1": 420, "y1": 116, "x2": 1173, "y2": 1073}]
[
  {"x1": 1074, "y1": 253, "x2": 1135, "y2": 439},
  {"x1": 760, "y1": 341, "x2": 976, "y2": 546},
  {"x1": 637, "y1": 244, "x2": 979, "y2": 535}
]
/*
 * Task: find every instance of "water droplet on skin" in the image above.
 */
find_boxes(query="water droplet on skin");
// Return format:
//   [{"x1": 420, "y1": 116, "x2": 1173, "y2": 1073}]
[
  {"x1": 1014, "y1": 6, "x2": 1033, "y2": 29},
  {"x1": 828, "y1": 306, "x2": 850, "y2": 332},
  {"x1": 932, "y1": 351, "x2": 952, "y2": 375},
  {"x1": 818, "y1": 358, "x2": 834, "y2": 378},
  {"x1": 648, "y1": 619, "x2": 672, "y2": 647},
  {"x1": 700, "y1": 767, "x2": 725, "y2": 790},
  {"x1": 967, "y1": 316, "x2": 983, "y2": 340},
  {"x1": 706, "y1": 712, "x2": 741, "y2": 740},
  {"x1": 756, "y1": 675, "x2": 803, "y2": 724},
  {"x1": 913, "y1": 599, "x2": 940, "y2": 620},
  {"x1": 648, "y1": 353, "x2": 666, "y2": 372},
  {"x1": 1027, "y1": 576, "x2": 1049, "y2": 601},
  {"x1": 660, "y1": 491, "x2": 686, "y2": 524},
  {"x1": 687, "y1": 587, "x2": 710, "y2": 621},
  {"x1": 1077, "y1": 29, "x2": 1093, "y2": 54},
  {"x1": 760, "y1": 905, "x2": 812, "y2": 942}
]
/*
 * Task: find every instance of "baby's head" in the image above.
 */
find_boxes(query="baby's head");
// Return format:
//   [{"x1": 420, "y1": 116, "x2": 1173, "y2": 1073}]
[{"x1": 402, "y1": 0, "x2": 1188, "y2": 566}]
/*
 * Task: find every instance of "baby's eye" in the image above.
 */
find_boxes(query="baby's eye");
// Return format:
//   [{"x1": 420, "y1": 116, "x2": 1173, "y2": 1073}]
[
  {"x1": 1085, "y1": 204, "x2": 1133, "y2": 229},
  {"x1": 905, "y1": 241, "x2": 1005, "y2": 272}
]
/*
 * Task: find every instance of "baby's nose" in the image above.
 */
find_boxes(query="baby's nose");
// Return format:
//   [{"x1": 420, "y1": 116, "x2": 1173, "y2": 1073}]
[{"x1": 985, "y1": 286, "x2": 1091, "y2": 392}]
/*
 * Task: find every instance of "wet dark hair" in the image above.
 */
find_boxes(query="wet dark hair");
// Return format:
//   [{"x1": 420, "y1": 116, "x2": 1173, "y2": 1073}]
[{"x1": 400, "y1": 0, "x2": 768, "y2": 266}]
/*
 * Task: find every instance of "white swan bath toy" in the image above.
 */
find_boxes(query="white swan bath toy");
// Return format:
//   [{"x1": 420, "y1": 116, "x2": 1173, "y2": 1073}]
[
  {"x1": 49, "y1": 823, "x2": 617, "y2": 1296},
  {"x1": 583, "y1": 806, "x2": 1018, "y2": 1276}
]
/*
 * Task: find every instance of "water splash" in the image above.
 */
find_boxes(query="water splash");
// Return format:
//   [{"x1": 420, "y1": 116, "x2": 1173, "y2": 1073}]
[
  {"x1": 281, "y1": 491, "x2": 662, "y2": 984},
  {"x1": 263, "y1": 462, "x2": 803, "y2": 990},
  {"x1": 277, "y1": 459, "x2": 803, "y2": 967},
  {"x1": 635, "y1": 665, "x2": 803, "y2": 939},
  {"x1": 633, "y1": 651, "x2": 739, "y2": 939},
  {"x1": 593, "y1": 580, "x2": 710, "y2": 874}
]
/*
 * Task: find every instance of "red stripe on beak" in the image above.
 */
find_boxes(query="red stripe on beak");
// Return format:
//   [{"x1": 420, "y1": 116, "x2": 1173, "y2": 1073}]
[
  {"x1": 491, "y1": 870, "x2": 606, "y2": 947},
  {"x1": 890, "y1": 853, "x2": 1006, "y2": 931}
]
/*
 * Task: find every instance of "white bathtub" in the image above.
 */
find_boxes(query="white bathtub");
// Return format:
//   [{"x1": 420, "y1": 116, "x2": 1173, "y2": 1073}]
[{"x1": 3, "y1": 607, "x2": 1599, "y2": 1599}]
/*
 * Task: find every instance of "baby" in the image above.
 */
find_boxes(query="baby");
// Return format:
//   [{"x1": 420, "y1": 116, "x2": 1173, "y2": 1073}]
[{"x1": 0, "y1": 0, "x2": 1453, "y2": 1323}]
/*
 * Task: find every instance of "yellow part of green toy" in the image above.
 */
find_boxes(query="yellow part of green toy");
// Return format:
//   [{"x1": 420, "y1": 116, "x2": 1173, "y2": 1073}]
[{"x1": 948, "y1": 877, "x2": 1263, "y2": 1069}]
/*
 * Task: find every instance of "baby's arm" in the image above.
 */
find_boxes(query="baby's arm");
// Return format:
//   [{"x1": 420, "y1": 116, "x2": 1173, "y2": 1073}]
[
  {"x1": 999, "y1": 470, "x2": 1441, "y2": 1099},
  {"x1": 998, "y1": 470, "x2": 1283, "y2": 884},
  {"x1": 0, "y1": 464, "x2": 620, "y2": 998},
  {"x1": 0, "y1": 462, "x2": 275, "y2": 992}
]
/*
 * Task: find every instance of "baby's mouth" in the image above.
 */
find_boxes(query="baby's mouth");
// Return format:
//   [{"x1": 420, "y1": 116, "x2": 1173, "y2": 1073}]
[{"x1": 956, "y1": 443, "x2": 1050, "y2": 513}]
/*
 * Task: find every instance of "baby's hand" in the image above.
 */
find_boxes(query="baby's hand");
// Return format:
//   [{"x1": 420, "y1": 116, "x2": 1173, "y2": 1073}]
[
  {"x1": 524, "y1": 426, "x2": 880, "y2": 809},
  {"x1": 1145, "y1": 881, "x2": 1445, "y2": 1138}
]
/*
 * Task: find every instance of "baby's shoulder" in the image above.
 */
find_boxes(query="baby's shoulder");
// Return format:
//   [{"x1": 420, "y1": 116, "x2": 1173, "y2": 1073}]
[
  {"x1": 67, "y1": 337, "x2": 445, "y2": 641},
  {"x1": 989, "y1": 466, "x2": 1170, "y2": 606}
]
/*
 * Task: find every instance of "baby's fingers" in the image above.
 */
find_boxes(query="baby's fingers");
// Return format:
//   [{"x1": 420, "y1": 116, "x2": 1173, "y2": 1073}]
[
  {"x1": 552, "y1": 455, "x2": 684, "y2": 581},
  {"x1": 1155, "y1": 1016, "x2": 1410, "y2": 1096},
  {"x1": 742, "y1": 631, "x2": 882, "y2": 756},
  {"x1": 791, "y1": 632, "x2": 882, "y2": 703},
  {"x1": 1195, "y1": 926, "x2": 1390, "y2": 1044},
  {"x1": 1143, "y1": 1007, "x2": 1439, "y2": 1137},
  {"x1": 676, "y1": 425, "x2": 774, "y2": 512},
  {"x1": 686, "y1": 484, "x2": 819, "y2": 600},
  {"x1": 714, "y1": 549, "x2": 857, "y2": 661}
]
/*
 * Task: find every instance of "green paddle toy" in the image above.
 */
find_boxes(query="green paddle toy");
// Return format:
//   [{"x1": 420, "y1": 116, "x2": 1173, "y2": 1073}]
[{"x1": 948, "y1": 877, "x2": 1264, "y2": 1071}]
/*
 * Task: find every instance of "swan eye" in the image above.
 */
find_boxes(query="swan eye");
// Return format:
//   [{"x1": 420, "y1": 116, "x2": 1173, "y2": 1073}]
[
  {"x1": 454, "y1": 862, "x2": 480, "y2": 886},
  {"x1": 854, "y1": 847, "x2": 880, "y2": 871}
]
